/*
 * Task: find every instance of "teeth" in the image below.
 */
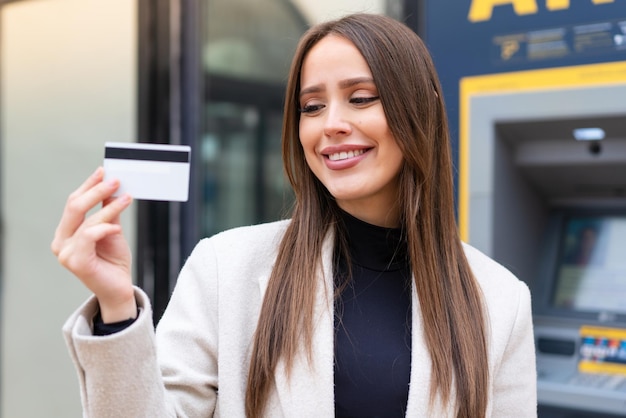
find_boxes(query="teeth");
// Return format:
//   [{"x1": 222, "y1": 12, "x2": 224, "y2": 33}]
[{"x1": 328, "y1": 149, "x2": 365, "y2": 161}]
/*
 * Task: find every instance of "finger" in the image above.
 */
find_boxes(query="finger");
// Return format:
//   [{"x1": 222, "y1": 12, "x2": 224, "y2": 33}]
[
  {"x1": 71, "y1": 166, "x2": 105, "y2": 198},
  {"x1": 57, "y1": 222, "x2": 123, "y2": 275},
  {"x1": 83, "y1": 194, "x2": 132, "y2": 229},
  {"x1": 103, "y1": 196, "x2": 124, "y2": 226},
  {"x1": 55, "y1": 177, "x2": 121, "y2": 243}
]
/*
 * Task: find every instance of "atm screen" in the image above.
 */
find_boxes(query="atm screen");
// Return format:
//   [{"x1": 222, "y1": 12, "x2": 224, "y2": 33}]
[{"x1": 552, "y1": 215, "x2": 626, "y2": 314}]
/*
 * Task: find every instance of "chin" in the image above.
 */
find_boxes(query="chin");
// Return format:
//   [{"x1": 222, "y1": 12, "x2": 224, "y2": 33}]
[{"x1": 327, "y1": 189, "x2": 367, "y2": 205}]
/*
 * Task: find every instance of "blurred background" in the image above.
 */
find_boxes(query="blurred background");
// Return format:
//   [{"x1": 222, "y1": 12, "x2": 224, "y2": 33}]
[{"x1": 0, "y1": 0, "x2": 624, "y2": 417}]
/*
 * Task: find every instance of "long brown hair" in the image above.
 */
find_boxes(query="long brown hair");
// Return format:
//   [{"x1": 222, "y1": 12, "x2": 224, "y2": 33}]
[{"x1": 246, "y1": 13, "x2": 488, "y2": 418}]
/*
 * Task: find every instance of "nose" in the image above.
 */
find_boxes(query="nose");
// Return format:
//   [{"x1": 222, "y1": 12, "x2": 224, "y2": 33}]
[{"x1": 323, "y1": 103, "x2": 352, "y2": 138}]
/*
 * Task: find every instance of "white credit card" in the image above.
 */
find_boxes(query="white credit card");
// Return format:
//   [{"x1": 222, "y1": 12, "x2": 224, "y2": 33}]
[{"x1": 103, "y1": 142, "x2": 191, "y2": 202}]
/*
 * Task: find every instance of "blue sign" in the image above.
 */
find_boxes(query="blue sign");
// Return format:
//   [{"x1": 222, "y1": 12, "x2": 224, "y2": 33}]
[{"x1": 424, "y1": 0, "x2": 626, "y2": 196}]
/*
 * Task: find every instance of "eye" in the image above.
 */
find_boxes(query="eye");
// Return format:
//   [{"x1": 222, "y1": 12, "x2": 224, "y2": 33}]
[
  {"x1": 299, "y1": 103, "x2": 325, "y2": 115},
  {"x1": 350, "y1": 96, "x2": 380, "y2": 106}
]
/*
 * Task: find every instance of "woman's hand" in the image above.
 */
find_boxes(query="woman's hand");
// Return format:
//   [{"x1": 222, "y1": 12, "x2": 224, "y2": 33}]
[{"x1": 51, "y1": 167, "x2": 136, "y2": 323}]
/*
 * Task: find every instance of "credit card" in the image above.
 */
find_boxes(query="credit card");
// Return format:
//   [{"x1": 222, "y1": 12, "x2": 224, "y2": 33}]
[{"x1": 103, "y1": 142, "x2": 191, "y2": 202}]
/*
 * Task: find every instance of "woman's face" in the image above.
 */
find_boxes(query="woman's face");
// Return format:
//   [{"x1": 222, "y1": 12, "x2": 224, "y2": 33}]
[{"x1": 298, "y1": 35, "x2": 404, "y2": 227}]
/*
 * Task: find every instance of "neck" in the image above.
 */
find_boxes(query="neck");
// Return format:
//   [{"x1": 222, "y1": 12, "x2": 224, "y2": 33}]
[{"x1": 337, "y1": 201, "x2": 400, "y2": 228}]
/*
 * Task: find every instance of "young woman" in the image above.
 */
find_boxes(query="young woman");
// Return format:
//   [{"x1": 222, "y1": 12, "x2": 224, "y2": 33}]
[{"x1": 53, "y1": 13, "x2": 536, "y2": 418}]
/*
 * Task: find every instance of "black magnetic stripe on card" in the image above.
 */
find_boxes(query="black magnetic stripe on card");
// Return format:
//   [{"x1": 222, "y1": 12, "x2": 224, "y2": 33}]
[{"x1": 105, "y1": 147, "x2": 189, "y2": 163}]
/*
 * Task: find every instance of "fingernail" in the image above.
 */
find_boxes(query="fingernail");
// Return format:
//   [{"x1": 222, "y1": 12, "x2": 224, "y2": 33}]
[{"x1": 119, "y1": 194, "x2": 131, "y2": 204}]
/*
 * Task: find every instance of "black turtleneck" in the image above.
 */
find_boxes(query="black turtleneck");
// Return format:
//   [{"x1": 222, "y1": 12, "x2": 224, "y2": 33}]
[{"x1": 334, "y1": 210, "x2": 412, "y2": 418}]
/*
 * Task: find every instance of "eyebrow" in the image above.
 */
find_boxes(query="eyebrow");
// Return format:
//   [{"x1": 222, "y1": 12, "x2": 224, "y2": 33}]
[{"x1": 299, "y1": 77, "x2": 375, "y2": 98}]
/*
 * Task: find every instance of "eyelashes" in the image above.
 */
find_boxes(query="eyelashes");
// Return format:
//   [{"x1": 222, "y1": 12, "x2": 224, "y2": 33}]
[
  {"x1": 299, "y1": 104, "x2": 324, "y2": 114},
  {"x1": 350, "y1": 96, "x2": 379, "y2": 105},
  {"x1": 298, "y1": 96, "x2": 380, "y2": 114}
]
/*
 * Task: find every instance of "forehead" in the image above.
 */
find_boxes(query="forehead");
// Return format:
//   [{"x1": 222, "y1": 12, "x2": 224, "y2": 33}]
[{"x1": 300, "y1": 35, "x2": 372, "y2": 86}]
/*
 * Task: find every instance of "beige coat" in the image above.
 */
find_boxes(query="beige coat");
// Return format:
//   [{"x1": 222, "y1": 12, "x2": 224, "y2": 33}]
[{"x1": 63, "y1": 220, "x2": 537, "y2": 417}]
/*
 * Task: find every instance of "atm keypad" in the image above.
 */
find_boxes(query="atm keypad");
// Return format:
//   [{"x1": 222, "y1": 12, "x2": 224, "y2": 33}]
[{"x1": 568, "y1": 373, "x2": 626, "y2": 391}]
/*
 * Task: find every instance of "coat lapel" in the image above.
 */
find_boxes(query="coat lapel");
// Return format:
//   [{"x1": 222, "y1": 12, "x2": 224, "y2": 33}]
[
  {"x1": 258, "y1": 230, "x2": 336, "y2": 418},
  {"x1": 405, "y1": 285, "x2": 432, "y2": 416},
  {"x1": 404, "y1": 284, "x2": 453, "y2": 417}
]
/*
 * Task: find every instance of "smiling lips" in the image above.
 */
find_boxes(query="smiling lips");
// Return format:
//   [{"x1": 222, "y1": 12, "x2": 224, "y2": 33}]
[
  {"x1": 328, "y1": 149, "x2": 365, "y2": 161},
  {"x1": 322, "y1": 147, "x2": 371, "y2": 170}
]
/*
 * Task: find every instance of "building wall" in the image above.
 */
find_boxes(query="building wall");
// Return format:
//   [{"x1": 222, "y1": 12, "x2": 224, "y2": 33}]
[{"x1": 0, "y1": 0, "x2": 137, "y2": 416}]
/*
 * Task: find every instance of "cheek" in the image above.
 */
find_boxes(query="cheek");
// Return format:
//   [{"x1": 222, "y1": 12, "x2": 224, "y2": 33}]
[
  {"x1": 378, "y1": 122, "x2": 398, "y2": 150},
  {"x1": 382, "y1": 129, "x2": 405, "y2": 169},
  {"x1": 298, "y1": 120, "x2": 316, "y2": 152}
]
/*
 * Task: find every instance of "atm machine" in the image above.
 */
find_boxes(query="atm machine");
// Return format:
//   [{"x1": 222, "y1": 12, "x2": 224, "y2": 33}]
[
  {"x1": 463, "y1": 78, "x2": 626, "y2": 417},
  {"x1": 533, "y1": 206, "x2": 626, "y2": 417}
]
